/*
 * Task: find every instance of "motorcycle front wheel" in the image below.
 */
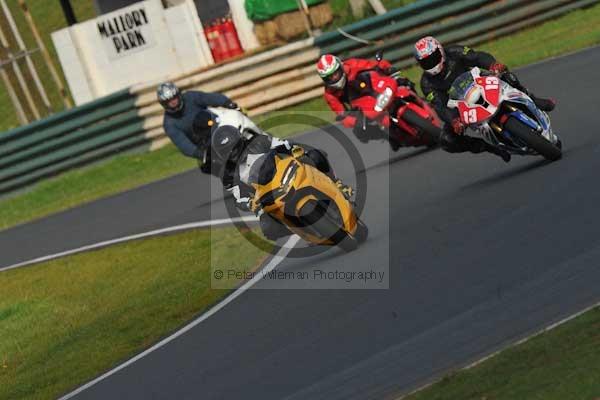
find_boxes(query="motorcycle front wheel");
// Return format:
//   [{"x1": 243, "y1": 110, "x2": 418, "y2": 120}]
[
  {"x1": 401, "y1": 109, "x2": 442, "y2": 146},
  {"x1": 298, "y1": 200, "x2": 359, "y2": 252},
  {"x1": 505, "y1": 117, "x2": 562, "y2": 161}
]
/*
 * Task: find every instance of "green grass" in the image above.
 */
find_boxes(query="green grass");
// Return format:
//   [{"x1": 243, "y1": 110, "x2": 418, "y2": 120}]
[
  {"x1": 2, "y1": 3, "x2": 600, "y2": 231},
  {"x1": 0, "y1": 226, "x2": 268, "y2": 400},
  {"x1": 0, "y1": 1, "x2": 96, "y2": 131},
  {"x1": 327, "y1": 0, "x2": 417, "y2": 28},
  {"x1": 403, "y1": 306, "x2": 600, "y2": 400}
]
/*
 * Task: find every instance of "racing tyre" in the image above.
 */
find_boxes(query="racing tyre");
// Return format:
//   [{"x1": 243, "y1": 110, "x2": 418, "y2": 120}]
[
  {"x1": 299, "y1": 200, "x2": 358, "y2": 252},
  {"x1": 354, "y1": 219, "x2": 369, "y2": 244},
  {"x1": 505, "y1": 117, "x2": 562, "y2": 161},
  {"x1": 402, "y1": 109, "x2": 441, "y2": 146}
]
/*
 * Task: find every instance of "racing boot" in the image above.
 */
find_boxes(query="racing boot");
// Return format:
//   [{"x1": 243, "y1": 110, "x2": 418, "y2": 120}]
[
  {"x1": 460, "y1": 135, "x2": 511, "y2": 163},
  {"x1": 389, "y1": 138, "x2": 402, "y2": 152},
  {"x1": 335, "y1": 179, "x2": 354, "y2": 199},
  {"x1": 485, "y1": 143, "x2": 511, "y2": 163}
]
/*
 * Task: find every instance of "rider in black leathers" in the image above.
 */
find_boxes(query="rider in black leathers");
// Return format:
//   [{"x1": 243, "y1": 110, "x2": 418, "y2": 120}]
[{"x1": 414, "y1": 36, "x2": 556, "y2": 163}]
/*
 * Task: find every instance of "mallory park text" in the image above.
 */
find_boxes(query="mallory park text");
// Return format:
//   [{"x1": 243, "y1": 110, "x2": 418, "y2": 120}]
[{"x1": 97, "y1": 8, "x2": 150, "y2": 54}]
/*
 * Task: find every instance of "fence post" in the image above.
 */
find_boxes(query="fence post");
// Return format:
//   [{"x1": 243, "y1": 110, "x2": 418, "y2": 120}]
[
  {"x1": 19, "y1": 0, "x2": 73, "y2": 108},
  {"x1": 0, "y1": 20, "x2": 39, "y2": 119},
  {"x1": 0, "y1": 0, "x2": 52, "y2": 113}
]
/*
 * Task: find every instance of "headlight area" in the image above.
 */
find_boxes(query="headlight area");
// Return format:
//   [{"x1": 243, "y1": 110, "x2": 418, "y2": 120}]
[
  {"x1": 281, "y1": 162, "x2": 299, "y2": 189},
  {"x1": 374, "y1": 87, "x2": 394, "y2": 112}
]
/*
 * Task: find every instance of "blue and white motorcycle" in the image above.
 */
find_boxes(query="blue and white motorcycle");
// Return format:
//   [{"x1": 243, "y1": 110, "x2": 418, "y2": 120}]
[{"x1": 447, "y1": 67, "x2": 562, "y2": 161}]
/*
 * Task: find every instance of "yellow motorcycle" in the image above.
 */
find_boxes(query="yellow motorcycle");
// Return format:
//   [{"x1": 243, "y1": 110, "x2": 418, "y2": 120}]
[{"x1": 250, "y1": 146, "x2": 368, "y2": 252}]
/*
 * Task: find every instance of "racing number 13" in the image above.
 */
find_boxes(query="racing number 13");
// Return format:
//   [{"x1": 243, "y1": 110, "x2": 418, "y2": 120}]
[
  {"x1": 463, "y1": 109, "x2": 477, "y2": 123},
  {"x1": 485, "y1": 76, "x2": 499, "y2": 90}
]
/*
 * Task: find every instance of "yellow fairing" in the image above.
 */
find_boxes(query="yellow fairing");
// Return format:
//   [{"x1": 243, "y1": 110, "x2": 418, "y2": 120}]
[{"x1": 252, "y1": 153, "x2": 358, "y2": 245}]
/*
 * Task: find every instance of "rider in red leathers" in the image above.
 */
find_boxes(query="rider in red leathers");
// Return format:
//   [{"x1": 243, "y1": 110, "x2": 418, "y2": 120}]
[{"x1": 317, "y1": 54, "x2": 415, "y2": 149}]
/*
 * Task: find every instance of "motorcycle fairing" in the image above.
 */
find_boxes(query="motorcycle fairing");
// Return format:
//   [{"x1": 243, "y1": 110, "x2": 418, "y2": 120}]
[{"x1": 251, "y1": 154, "x2": 358, "y2": 245}]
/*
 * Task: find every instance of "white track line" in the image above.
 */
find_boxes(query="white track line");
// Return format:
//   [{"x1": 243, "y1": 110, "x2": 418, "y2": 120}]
[
  {"x1": 0, "y1": 216, "x2": 259, "y2": 273},
  {"x1": 58, "y1": 234, "x2": 300, "y2": 400}
]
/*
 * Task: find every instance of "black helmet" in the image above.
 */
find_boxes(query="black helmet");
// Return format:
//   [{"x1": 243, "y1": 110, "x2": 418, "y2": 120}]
[
  {"x1": 211, "y1": 125, "x2": 244, "y2": 165},
  {"x1": 157, "y1": 82, "x2": 183, "y2": 113},
  {"x1": 191, "y1": 109, "x2": 219, "y2": 148}
]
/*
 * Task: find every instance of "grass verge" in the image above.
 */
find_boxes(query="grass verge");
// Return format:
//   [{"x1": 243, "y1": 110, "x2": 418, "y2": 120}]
[
  {"x1": 327, "y1": 0, "x2": 417, "y2": 28},
  {"x1": 2, "y1": 3, "x2": 600, "y2": 230},
  {"x1": 403, "y1": 306, "x2": 600, "y2": 400},
  {"x1": 0, "y1": 226, "x2": 268, "y2": 400}
]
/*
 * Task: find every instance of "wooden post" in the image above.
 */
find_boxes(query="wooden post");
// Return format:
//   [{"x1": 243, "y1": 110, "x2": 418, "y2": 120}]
[
  {"x1": 59, "y1": 0, "x2": 77, "y2": 26},
  {"x1": 0, "y1": 20, "x2": 40, "y2": 119},
  {"x1": 296, "y1": 0, "x2": 314, "y2": 38},
  {"x1": 18, "y1": 0, "x2": 72, "y2": 108},
  {"x1": 0, "y1": 59, "x2": 28, "y2": 124},
  {"x1": 0, "y1": 0, "x2": 51, "y2": 113},
  {"x1": 349, "y1": 0, "x2": 366, "y2": 18},
  {"x1": 368, "y1": 0, "x2": 387, "y2": 15}
]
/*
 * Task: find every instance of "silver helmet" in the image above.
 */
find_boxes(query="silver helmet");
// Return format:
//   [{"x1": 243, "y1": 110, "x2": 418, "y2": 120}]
[{"x1": 157, "y1": 82, "x2": 183, "y2": 113}]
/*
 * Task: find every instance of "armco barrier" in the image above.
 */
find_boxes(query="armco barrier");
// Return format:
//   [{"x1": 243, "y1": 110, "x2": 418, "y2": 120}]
[{"x1": 0, "y1": 0, "x2": 597, "y2": 195}]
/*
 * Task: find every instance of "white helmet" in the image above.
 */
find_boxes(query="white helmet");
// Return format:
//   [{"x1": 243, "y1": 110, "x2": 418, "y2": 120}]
[{"x1": 414, "y1": 36, "x2": 446, "y2": 76}]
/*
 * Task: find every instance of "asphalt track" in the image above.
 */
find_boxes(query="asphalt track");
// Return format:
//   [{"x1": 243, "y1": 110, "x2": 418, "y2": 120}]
[{"x1": 3, "y1": 46, "x2": 600, "y2": 399}]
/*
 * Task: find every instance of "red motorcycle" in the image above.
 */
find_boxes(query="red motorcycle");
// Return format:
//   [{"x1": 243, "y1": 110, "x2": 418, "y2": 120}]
[{"x1": 346, "y1": 54, "x2": 442, "y2": 148}]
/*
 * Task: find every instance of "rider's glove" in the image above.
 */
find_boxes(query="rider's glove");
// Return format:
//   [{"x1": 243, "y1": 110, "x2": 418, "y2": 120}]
[
  {"x1": 489, "y1": 62, "x2": 508, "y2": 75},
  {"x1": 224, "y1": 100, "x2": 240, "y2": 110},
  {"x1": 270, "y1": 137, "x2": 292, "y2": 151},
  {"x1": 381, "y1": 65, "x2": 399, "y2": 75},
  {"x1": 199, "y1": 161, "x2": 211, "y2": 174},
  {"x1": 342, "y1": 115, "x2": 357, "y2": 128},
  {"x1": 451, "y1": 117, "x2": 466, "y2": 135},
  {"x1": 228, "y1": 185, "x2": 253, "y2": 212}
]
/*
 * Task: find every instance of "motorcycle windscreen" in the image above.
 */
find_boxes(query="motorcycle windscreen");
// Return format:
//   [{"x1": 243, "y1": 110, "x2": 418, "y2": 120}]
[{"x1": 449, "y1": 71, "x2": 476, "y2": 101}]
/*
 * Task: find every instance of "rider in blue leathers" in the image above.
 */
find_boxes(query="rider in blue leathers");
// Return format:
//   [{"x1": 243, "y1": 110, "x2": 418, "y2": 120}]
[{"x1": 158, "y1": 82, "x2": 239, "y2": 171}]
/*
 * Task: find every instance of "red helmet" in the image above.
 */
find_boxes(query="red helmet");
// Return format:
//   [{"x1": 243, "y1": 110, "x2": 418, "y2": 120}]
[
  {"x1": 316, "y1": 54, "x2": 347, "y2": 90},
  {"x1": 414, "y1": 36, "x2": 446, "y2": 76}
]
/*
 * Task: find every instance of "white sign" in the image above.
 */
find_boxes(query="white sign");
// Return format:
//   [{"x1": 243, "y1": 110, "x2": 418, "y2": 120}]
[
  {"x1": 52, "y1": 0, "x2": 216, "y2": 105},
  {"x1": 96, "y1": 6, "x2": 156, "y2": 59}
]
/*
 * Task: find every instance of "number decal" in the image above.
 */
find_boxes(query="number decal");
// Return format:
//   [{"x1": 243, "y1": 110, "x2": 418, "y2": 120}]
[
  {"x1": 462, "y1": 109, "x2": 478, "y2": 123},
  {"x1": 485, "y1": 76, "x2": 499, "y2": 91}
]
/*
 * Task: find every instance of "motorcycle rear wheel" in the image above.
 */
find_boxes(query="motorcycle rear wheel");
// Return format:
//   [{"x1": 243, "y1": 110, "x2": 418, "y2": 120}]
[{"x1": 504, "y1": 117, "x2": 562, "y2": 161}]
